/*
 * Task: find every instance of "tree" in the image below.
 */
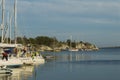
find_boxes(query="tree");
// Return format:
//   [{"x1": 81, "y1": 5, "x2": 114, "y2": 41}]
[
  {"x1": 66, "y1": 39, "x2": 71, "y2": 47},
  {"x1": 35, "y1": 36, "x2": 58, "y2": 47},
  {"x1": 17, "y1": 37, "x2": 23, "y2": 44},
  {"x1": 29, "y1": 38, "x2": 36, "y2": 44}
]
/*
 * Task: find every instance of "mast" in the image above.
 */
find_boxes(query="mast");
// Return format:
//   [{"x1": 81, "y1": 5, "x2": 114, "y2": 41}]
[
  {"x1": 1, "y1": 0, "x2": 5, "y2": 43},
  {"x1": 9, "y1": 13, "x2": 12, "y2": 44},
  {"x1": 6, "y1": 12, "x2": 9, "y2": 43},
  {"x1": 14, "y1": 0, "x2": 17, "y2": 44},
  {"x1": 70, "y1": 35, "x2": 72, "y2": 49}
]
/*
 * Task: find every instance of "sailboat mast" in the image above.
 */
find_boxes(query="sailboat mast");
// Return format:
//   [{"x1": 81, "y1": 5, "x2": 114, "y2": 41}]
[
  {"x1": 1, "y1": 0, "x2": 5, "y2": 43},
  {"x1": 70, "y1": 35, "x2": 72, "y2": 48},
  {"x1": 14, "y1": 0, "x2": 17, "y2": 44},
  {"x1": 9, "y1": 13, "x2": 12, "y2": 44}
]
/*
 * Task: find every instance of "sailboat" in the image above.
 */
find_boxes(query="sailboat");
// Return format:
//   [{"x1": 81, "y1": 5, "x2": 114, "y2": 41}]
[
  {"x1": 69, "y1": 48, "x2": 79, "y2": 52},
  {"x1": 32, "y1": 53, "x2": 45, "y2": 64},
  {"x1": 69, "y1": 47, "x2": 79, "y2": 52},
  {"x1": 0, "y1": 0, "x2": 45, "y2": 66},
  {"x1": 13, "y1": 0, "x2": 45, "y2": 65},
  {"x1": 0, "y1": 0, "x2": 23, "y2": 68},
  {"x1": 68, "y1": 36, "x2": 79, "y2": 52}
]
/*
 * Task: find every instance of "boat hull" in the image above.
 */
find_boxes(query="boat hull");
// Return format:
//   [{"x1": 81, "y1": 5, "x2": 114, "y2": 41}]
[
  {"x1": 0, "y1": 58, "x2": 23, "y2": 68},
  {"x1": 0, "y1": 68, "x2": 12, "y2": 74}
]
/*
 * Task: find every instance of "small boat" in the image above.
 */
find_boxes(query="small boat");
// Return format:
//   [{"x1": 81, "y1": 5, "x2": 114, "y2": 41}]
[
  {"x1": 0, "y1": 66, "x2": 12, "y2": 74},
  {"x1": 69, "y1": 48, "x2": 79, "y2": 52},
  {"x1": 68, "y1": 36, "x2": 79, "y2": 52},
  {"x1": 33, "y1": 55, "x2": 45, "y2": 64}
]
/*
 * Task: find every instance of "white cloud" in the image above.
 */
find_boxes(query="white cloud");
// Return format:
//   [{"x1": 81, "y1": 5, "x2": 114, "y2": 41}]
[
  {"x1": 4, "y1": 0, "x2": 120, "y2": 25},
  {"x1": 15, "y1": 0, "x2": 120, "y2": 14}
]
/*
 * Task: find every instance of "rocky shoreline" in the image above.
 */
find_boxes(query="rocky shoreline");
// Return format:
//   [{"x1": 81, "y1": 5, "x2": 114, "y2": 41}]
[{"x1": 38, "y1": 42, "x2": 99, "y2": 52}]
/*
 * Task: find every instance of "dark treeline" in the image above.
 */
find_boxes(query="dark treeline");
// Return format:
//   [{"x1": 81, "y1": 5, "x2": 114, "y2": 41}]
[
  {"x1": 0, "y1": 36, "x2": 95, "y2": 48},
  {"x1": 0, "y1": 36, "x2": 61, "y2": 47}
]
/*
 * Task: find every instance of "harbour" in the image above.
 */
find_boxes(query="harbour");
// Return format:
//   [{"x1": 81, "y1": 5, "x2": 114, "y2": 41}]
[
  {"x1": 0, "y1": 48, "x2": 120, "y2": 80},
  {"x1": 0, "y1": 0, "x2": 120, "y2": 80}
]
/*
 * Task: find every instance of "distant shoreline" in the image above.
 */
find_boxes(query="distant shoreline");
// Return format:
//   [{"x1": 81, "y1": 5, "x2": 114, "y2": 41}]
[{"x1": 99, "y1": 46, "x2": 120, "y2": 49}]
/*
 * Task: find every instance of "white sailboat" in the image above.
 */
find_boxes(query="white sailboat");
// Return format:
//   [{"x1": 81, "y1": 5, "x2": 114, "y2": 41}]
[
  {"x1": 20, "y1": 51, "x2": 45, "y2": 65},
  {"x1": 0, "y1": 0, "x2": 45, "y2": 67},
  {"x1": 32, "y1": 54, "x2": 45, "y2": 64},
  {"x1": 68, "y1": 36, "x2": 79, "y2": 52},
  {"x1": 69, "y1": 46, "x2": 79, "y2": 51},
  {"x1": 0, "y1": 0, "x2": 23, "y2": 68}
]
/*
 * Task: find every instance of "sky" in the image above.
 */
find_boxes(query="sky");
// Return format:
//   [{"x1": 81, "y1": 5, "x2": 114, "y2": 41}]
[{"x1": 0, "y1": 0, "x2": 120, "y2": 47}]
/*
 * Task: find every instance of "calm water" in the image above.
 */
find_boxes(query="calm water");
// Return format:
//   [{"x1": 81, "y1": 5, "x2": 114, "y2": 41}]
[{"x1": 1, "y1": 48, "x2": 120, "y2": 80}]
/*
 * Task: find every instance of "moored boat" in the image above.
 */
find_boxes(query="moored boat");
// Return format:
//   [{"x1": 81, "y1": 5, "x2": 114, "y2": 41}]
[
  {"x1": 0, "y1": 57, "x2": 23, "y2": 68},
  {"x1": 69, "y1": 48, "x2": 79, "y2": 52},
  {"x1": 0, "y1": 66, "x2": 12, "y2": 74},
  {"x1": 32, "y1": 56, "x2": 45, "y2": 64}
]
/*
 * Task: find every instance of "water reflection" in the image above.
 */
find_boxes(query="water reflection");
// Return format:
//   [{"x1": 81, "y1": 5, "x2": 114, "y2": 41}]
[
  {"x1": 0, "y1": 74, "x2": 12, "y2": 80},
  {"x1": 58, "y1": 53, "x2": 92, "y2": 62},
  {"x1": 57, "y1": 52, "x2": 120, "y2": 65},
  {"x1": 1, "y1": 50, "x2": 120, "y2": 80},
  {"x1": 57, "y1": 51, "x2": 120, "y2": 62}
]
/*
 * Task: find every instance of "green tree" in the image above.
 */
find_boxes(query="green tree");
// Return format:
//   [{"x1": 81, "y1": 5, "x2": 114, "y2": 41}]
[
  {"x1": 29, "y1": 38, "x2": 36, "y2": 44},
  {"x1": 35, "y1": 36, "x2": 57, "y2": 47},
  {"x1": 66, "y1": 39, "x2": 71, "y2": 47}
]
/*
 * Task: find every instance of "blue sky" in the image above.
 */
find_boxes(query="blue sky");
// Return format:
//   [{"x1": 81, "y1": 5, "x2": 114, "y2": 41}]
[{"x1": 1, "y1": 0, "x2": 120, "y2": 47}]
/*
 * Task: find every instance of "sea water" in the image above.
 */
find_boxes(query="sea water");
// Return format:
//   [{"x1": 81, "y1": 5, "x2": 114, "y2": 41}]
[{"x1": 1, "y1": 48, "x2": 120, "y2": 80}]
